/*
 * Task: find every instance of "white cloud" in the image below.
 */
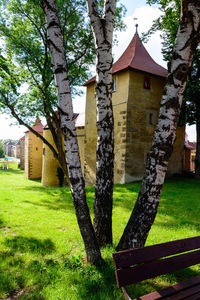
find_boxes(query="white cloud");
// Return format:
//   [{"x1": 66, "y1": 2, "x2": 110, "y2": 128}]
[
  {"x1": 186, "y1": 124, "x2": 196, "y2": 142},
  {"x1": 113, "y1": 5, "x2": 167, "y2": 68},
  {"x1": 0, "y1": 114, "x2": 26, "y2": 140}
]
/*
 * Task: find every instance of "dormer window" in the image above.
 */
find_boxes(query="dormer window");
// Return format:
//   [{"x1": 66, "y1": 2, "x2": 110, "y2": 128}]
[
  {"x1": 112, "y1": 78, "x2": 117, "y2": 92},
  {"x1": 144, "y1": 76, "x2": 151, "y2": 90}
]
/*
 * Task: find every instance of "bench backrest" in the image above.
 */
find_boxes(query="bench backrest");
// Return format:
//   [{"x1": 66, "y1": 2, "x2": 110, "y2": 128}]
[{"x1": 113, "y1": 236, "x2": 200, "y2": 288}]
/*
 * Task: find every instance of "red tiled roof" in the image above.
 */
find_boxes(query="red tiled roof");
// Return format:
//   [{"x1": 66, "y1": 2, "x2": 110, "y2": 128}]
[
  {"x1": 84, "y1": 32, "x2": 167, "y2": 86},
  {"x1": 185, "y1": 133, "x2": 196, "y2": 150},
  {"x1": 44, "y1": 113, "x2": 85, "y2": 129},
  {"x1": 32, "y1": 123, "x2": 43, "y2": 132},
  {"x1": 25, "y1": 118, "x2": 43, "y2": 133},
  {"x1": 185, "y1": 141, "x2": 196, "y2": 150}
]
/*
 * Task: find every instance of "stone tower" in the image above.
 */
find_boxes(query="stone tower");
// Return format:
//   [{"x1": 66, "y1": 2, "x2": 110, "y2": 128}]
[
  {"x1": 83, "y1": 31, "x2": 185, "y2": 185},
  {"x1": 25, "y1": 118, "x2": 44, "y2": 179}
]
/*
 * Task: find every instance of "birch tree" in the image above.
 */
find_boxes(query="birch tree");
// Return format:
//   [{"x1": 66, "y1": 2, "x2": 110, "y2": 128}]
[
  {"x1": 40, "y1": 0, "x2": 101, "y2": 264},
  {"x1": 86, "y1": 0, "x2": 116, "y2": 247},
  {"x1": 117, "y1": 0, "x2": 200, "y2": 251}
]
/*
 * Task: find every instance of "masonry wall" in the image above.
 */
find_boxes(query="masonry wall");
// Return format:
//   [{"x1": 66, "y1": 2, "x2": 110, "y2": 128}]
[
  {"x1": 184, "y1": 148, "x2": 196, "y2": 172},
  {"x1": 167, "y1": 126, "x2": 185, "y2": 175},
  {"x1": 42, "y1": 127, "x2": 85, "y2": 186},
  {"x1": 84, "y1": 71, "x2": 129, "y2": 185},
  {"x1": 76, "y1": 127, "x2": 85, "y2": 172},
  {"x1": 42, "y1": 129, "x2": 60, "y2": 186},
  {"x1": 25, "y1": 133, "x2": 29, "y2": 178},
  {"x1": 25, "y1": 131, "x2": 43, "y2": 179},
  {"x1": 84, "y1": 69, "x2": 185, "y2": 185},
  {"x1": 20, "y1": 139, "x2": 25, "y2": 170},
  {"x1": 125, "y1": 70, "x2": 166, "y2": 182}
]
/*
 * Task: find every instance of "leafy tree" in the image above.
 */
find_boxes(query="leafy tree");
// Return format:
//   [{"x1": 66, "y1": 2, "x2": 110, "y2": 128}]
[
  {"x1": 0, "y1": 141, "x2": 5, "y2": 158},
  {"x1": 0, "y1": 0, "x2": 125, "y2": 182},
  {"x1": 117, "y1": 0, "x2": 200, "y2": 250}
]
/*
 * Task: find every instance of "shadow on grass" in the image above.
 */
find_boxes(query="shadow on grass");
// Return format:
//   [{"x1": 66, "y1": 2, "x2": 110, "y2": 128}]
[
  {"x1": 113, "y1": 177, "x2": 200, "y2": 233},
  {"x1": 0, "y1": 248, "x2": 119, "y2": 299},
  {"x1": 0, "y1": 236, "x2": 56, "y2": 299},
  {"x1": 0, "y1": 168, "x2": 23, "y2": 175},
  {"x1": 1, "y1": 239, "x2": 200, "y2": 299},
  {"x1": 22, "y1": 187, "x2": 74, "y2": 212},
  {"x1": 5, "y1": 236, "x2": 55, "y2": 255}
]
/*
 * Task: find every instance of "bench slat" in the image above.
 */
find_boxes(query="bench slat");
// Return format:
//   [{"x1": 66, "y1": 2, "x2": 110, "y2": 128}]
[
  {"x1": 113, "y1": 236, "x2": 200, "y2": 269},
  {"x1": 137, "y1": 276, "x2": 200, "y2": 300},
  {"x1": 184, "y1": 291, "x2": 200, "y2": 300},
  {"x1": 116, "y1": 250, "x2": 200, "y2": 287},
  {"x1": 165, "y1": 283, "x2": 200, "y2": 300}
]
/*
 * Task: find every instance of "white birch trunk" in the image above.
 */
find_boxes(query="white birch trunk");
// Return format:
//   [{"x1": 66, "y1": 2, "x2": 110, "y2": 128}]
[
  {"x1": 117, "y1": 0, "x2": 200, "y2": 251},
  {"x1": 41, "y1": 0, "x2": 101, "y2": 263},
  {"x1": 86, "y1": 0, "x2": 116, "y2": 246}
]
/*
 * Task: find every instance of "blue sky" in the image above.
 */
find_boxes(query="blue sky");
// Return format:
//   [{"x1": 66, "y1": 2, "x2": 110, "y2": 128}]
[{"x1": 120, "y1": 0, "x2": 149, "y2": 15}]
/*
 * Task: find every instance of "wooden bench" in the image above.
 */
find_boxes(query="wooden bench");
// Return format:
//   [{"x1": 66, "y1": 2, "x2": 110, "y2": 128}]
[{"x1": 113, "y1": 236, "x2": 200, "y2": 299}]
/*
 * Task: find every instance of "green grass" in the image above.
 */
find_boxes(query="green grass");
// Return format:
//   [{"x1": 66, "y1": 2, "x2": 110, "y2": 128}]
[{"x1": 0, "y1": 169, "x2": 200, "y2": 299}]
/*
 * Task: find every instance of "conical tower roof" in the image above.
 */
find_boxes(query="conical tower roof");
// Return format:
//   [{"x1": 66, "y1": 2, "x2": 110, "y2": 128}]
[
  {"x1": 84, "y1": 31, "x2": 167, "y2": 86},
  {"x1": 112, "y1": 32, "x2": 167, "y2": 77}
]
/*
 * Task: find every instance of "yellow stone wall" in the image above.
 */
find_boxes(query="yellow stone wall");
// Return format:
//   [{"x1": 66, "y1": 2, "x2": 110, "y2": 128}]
[
  {"x1": 76, "y1": 127, "x2": 85, "y2": 172},
  {"x1": 84, "y1": 71, "x2": 130, "y2": 185},
  {"x1": 42, "y1": 128, "x2": 60, "y2": 186},
  {"x1": 84, "y1": 69, "x2": 185, "y2": 185},
  {"x1": 20, "y1": 139, "x2": 25, "y2": 170},
  {"x1": 125, "y1": 70, "x2": 166, "y2": 181},
  {"x1": 167, "y1": 126, "x2": 185, "y2": 175},
  {"x1": 25, "y1": 131, "x2": 43, "y2": 179},
  {"x1": 42, "y1": 127, "x2": 85, "y2": 186},
  {"x1": 25, "y1": 132, "x2": 29, "y2": 179}
]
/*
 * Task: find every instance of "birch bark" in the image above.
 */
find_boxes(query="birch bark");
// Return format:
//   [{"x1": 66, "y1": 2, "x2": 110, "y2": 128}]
[
  {"x1": 41, "y1": 0, "x2": 101, "y2": 263},
  {"x1": 86, "y1": 0, "x2": 116, "y2": 246},
  {"x1": 117, "y1": 0, "x2": 200, "y2": 251}
]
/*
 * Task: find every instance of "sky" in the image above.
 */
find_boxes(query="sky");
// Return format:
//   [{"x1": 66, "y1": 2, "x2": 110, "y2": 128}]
[{"x1": 0, "y1": 0, "x2": 196, "y2": 141}]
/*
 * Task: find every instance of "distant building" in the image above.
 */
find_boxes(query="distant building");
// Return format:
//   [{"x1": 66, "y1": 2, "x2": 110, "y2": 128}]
[
  {"x1": 13, "y1": 140, "x2": 21, "y2": 158},
  {"x1": 4, "y1": 141, "x2": 15, "y2": 157},
  {"x1": 25, "y1": 118, "x2": 44, "y2": 179}
]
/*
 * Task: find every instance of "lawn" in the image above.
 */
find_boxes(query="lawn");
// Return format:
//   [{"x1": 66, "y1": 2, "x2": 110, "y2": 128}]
[{"x1": 0, "y1": 169, "x2": 200, "y2": 299}]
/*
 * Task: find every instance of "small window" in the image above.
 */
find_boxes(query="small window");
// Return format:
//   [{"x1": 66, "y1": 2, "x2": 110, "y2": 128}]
[
  {"x1": 144, "y1": 76, "x2": 151, "y2": 90},
  {"x1": 112, "y1": 78, "x2": 117, "y2": 92},
  {"x1": 36, "y1": 147, "x2": 38, "y2": 151},
  {"x1": 146, "y1": 109, "x2": 157, "y2": 126},
  {"x1": 149, "y1": 113, "x2": 153, "y2": 125}
]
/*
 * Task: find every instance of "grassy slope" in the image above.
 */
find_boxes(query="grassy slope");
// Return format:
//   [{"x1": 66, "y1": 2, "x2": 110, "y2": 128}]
[{"x1": 0, "y1": 169, "x2": 200, "y2": 299}]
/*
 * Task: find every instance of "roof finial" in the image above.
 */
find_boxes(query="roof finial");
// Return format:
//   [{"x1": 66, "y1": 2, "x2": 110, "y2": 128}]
[{"x1": 133, "y1": 18, "x2": 138, "y2": 34}]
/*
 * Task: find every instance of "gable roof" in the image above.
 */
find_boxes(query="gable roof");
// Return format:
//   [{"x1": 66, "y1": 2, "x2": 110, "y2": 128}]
[{"x1": 84, "y1": 32, "x2": 167, "y2": 86}]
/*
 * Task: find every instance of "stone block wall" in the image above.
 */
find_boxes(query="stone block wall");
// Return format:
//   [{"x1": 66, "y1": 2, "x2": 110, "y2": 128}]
[{"x1": 25, "y1": 131, "x2": 43, "y2": 179}]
